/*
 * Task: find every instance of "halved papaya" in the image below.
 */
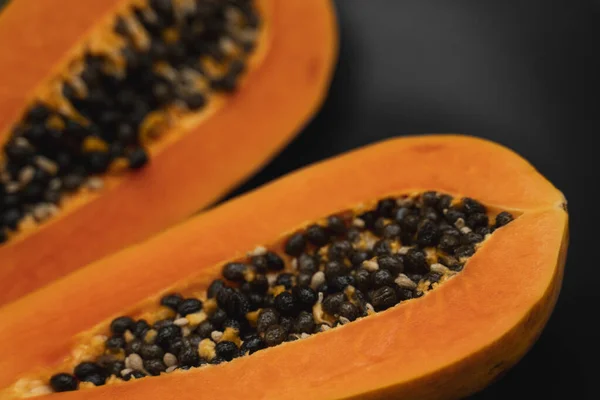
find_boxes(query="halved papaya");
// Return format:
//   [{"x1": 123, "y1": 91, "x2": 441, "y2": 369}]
[
  {"x1": 0, "y1": 0, "x2": 338, "y2": 305},
  {"x1": 0, "y1": 135, "x2": 567, "y2": 399}
]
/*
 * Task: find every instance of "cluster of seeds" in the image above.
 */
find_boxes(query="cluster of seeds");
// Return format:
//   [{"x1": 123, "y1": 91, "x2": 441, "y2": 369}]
[
  {"x1": 0, "y1": 0, "x2": 259, "y2": 243},
  {"x1": 47, "y1": 192, "x2": 514, "y2": 393}
]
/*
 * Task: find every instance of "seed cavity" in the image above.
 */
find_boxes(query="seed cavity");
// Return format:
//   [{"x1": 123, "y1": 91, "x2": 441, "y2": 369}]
[
  {"x1": 0, "y1": 0, "x2": 261, "y2": 245},
  {"x1": 35, "y1": 192, "x2": 515, "y2": 395}
]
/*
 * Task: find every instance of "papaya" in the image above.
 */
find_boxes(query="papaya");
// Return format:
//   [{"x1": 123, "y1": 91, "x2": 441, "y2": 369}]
[
  {"x1": 0, "y1": 0, "x2": 337, "y2": 305},
  {"x1": 0, "y1": 135, "x2": 567, "y2": 399}
]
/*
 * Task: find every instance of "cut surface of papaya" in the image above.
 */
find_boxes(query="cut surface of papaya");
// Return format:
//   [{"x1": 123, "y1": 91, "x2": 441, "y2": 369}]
[
  {"x1": 0, "y1": 0, "x2": 338, "y2": 305},
  {"x1": 0, "y1": 135, "x2": 567, "y2": 399}
]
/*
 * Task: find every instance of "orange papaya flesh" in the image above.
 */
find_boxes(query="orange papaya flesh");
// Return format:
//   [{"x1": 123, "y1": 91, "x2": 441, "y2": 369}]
[
  {"x1": 0, "y1": 0, "x2": 338, "y2": 305},
  {"x1": 0, "y1": 135, "x2": 568, "y2": 399}
]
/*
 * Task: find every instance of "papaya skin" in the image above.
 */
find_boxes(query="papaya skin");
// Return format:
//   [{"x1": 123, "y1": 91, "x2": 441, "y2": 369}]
[
  {"x1": 0, "y1": 0, "x2": 338, "y2": 305},
  {"x1": 0, "y1": 135, "x2": 568, "y2": 399}
]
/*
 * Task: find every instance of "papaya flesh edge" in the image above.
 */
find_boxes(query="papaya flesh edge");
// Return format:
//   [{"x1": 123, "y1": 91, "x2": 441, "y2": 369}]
[
  {"x1": 0, "y1": 135, "x2": 568, "y2": 400},
  {"x1": 0, "y1": 0, "x2": 338, "y2": 306}
]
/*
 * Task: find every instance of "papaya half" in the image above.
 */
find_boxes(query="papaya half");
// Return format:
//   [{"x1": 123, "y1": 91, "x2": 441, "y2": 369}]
[
  {"x1": 0, "y1": 0, "x2": 337, "y2": 305},
  {"x1": 0, "y1": 135, "x2": 567, "y2": 399}
]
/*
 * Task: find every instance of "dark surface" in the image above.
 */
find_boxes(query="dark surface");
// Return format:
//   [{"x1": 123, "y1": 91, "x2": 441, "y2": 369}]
[{"x1": 224, "y1": 1, "x2": 598, "y2": 398}]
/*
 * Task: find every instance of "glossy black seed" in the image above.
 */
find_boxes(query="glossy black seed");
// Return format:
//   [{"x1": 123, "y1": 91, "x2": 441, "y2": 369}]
[
  {"x1": 373, "y1": 217, "x2": 387, "y2": 236},
  {"x1": 377, "y1": 198, "x2": 397, "y2": 218},
  {"x1": 122, "y1": 370, "x2": 146, "y2": 381},
  {"x1": 276, "y1": 273, "x2": 295, "y2": 289},
  {"x1": 377, "y1": 255, "x2": 404, "y2": 274},
  {"x1": 445, "y1": 209, "x2": 465, "y2": 224},
  {"x1": 223, "y1": 318, "x2": 242, "y2": 331},
  {"x1": 351, "y1": 251, "x2": 370, "y2": 267},
  {"x1": 156, "y1": 325, "x2": 182, "y2": 348},
  {"x1": 125, "y1": 338, "x2": 143, "y2": 355},
  {"x1": 373, "y1": 239, "x2": 392, "y2": 256},
  {"x1": 462, "y1": 198, "x2": 486, "y2": 215},
  {"x1": 297, "y1": 273, "x2": 312, "y2": 287},
  {"x1": 370, "y1": 286, "x2": 399, "y2": 311},
  {"x1": 110, "y1": 316, "x2": 135, "y2": 336},
  {"x1": 421, "y1": 206, "x2": 439, "y2": 222},
  {"x1": 196, "y1": 320, "x2": 215, "y2": 338},
  {"x1": 265, "y1": 251, "x2": 285, "y2": 271},
  {"x1": 324, "y1": 260, "x2": 345, "y2": 279},
  {"x1": 329, "y1": 274, "x2": 355, "y2": 292},
  {"x1": 188, "y1": 334, "x2": 203, "y2": 349},
  {"x1": 322, "y1": 293, "x2": 345, "y2": 315},
  {"x1": 264, "y1": 324, "x2": 287, "y2": 346},
  {"x1": 210, "y1": 356, "x2": 226, "y2": 365},
  {"x1": 250, "y1": 275, "x2": 269, "y2": 293},
  {"x1": 216, "y1": 287, "x2": 234, "y2": 309},
  {"x1": 207, "y1": 279, "x2": 226, "y2": 298},
  {"x1": 274, "y1": 292, "x2": 296, "y2": 316},
  {"x1": 106, "y1": 361, "x2": 125, "y2": 376},
  {"x1": 84, "y1": 151, "x2": 110, "y2": 173},
  {"x1": 153, "y1": 319, "x2": 174, "y2": 330},
  {"x1": 82, "y1": 374, "x2": 106, "y2": 386},
  {"x1": 405, "y1": 249, "x2": 429, "y2": 274},
  {"x1": 400, "y1": 214, "x2": 420, "y2": 233},
  {"x1": 62, "y1": 173, "x2": 85, "y2": 191},
  {"x1": 50, "y1": 373, "x2": 78, "y2": 392},
  {"x1": 422, "y1": 191, "x2": 439, "y2": 207},
  {"x1": 26, "y1": 104, "x2": 51, "y2": 123},
  {"x1": 495, "y1": 211, "x2": 514, "y2": 228},
  {"x1": 439, "y1": 232, "x2": 461, "y2": 253},
  {"x1": 306, "y1": 224, "x2": 329, "y2": 246},
  {"x1": 372, "y1": 269, "x2": 394, "y2": 287},
  {"x1": 140, "y1": 343, "x2": 165, "y2": 360},
  {"x1": 209, "y1": 308, "x2": 227, "y2": 328},
  {"x1": 467, "y1": 213, "x2": 489, "y2": 229},
  {"x1": 291, "y1": 286, "x2": 317, "y2": 311},
  {"x1": 397, "y1": 288, "x2": 415, "y2": 301},
  {"x1": 408, "y1": 274, "x2": 423, "y2": 283},
  {"x1": 461, "y1": 232, "x2": 484, "y2": 245},
  {"x1": 133, "y1": 320, "x2": 150, "y2": 338},
  {"x1": 257, "y1": 308, "x2": 280, "y2": 334},
  {"x1": 106, "y1": 336, "x2": 126, "y2": 350},
  {"x1": 177, "y1": 298, "x2": 202, "y2": 317},
  {"x1": 293, "y1": 311, "x2": 316, "y2": 334},
  {"x1": 285, "y1": 233, "x2": 306, "y2": 256},
  {"x1": 223, "y1": 291, "x2": 251, "y2": 319},
  {"x1": 168, "y1": 338, "x2": 186, "y2": 356},
  {"x1": 241, "y1": 335, "x2": 266, "y2": 354},
  {"x1": 382, "y1": 223, "x2": 402, "y2": 239},
  {"x1": 222, "y1": 262, "x2": 248, "y2": 282},
  {"x1": 297, "y1": 253, "x2": 318, "y2": 274},
  {"x1": 3, "y1": 209, "x2": 21, "y2": 230},
  {"x1": 455, "y1": 245, "x2": 475, "y2": 258},
  {"x1": 359, "y1": 211, "x2": 377, "y2": 229},
  {"x1": 416, "y1": 219, "x2": 439, "y2": 246},
  {"x1": 215, "y1": 341, "x2": 239, "y2": 361},
  {"x1": 144, "y1": 359, "x2": 166, "y2": 376},
  {"x1": 184, "y1": 93, "x2": 206, "y2": 110},
  {"x1": 340, "y1": 225, "x2": 356, "y2": 242},
  {"x1": 128, "y1": 147, "x2": 149, "y2": 169},
  {"x1": 74, "y1": 362, "x2": 104, "y2": 380},
  {"x1": 160, "y1": 293, "x2": 183, "y2": 311},
  {"x1": 327, "y1": 215, "x2": 347, "y2": 236},
  {"x1": 250, "y1": 255, "x2": 268, "y2": 273},
  {"x1": 475, "y1": 226, "x2": 491, "y2": 236},
  {"x1": 328, "y1": 240, "x2": 353, "y2": 261},
  {"x1": 280, "y1": 315, "x2": 293, "y2": 334},
  {"x1": 178, "y1": 345, "x2": 200, "y2": 367},
  {"x1": 354, "y1": 268, "x2": 371, "y2": 291},
  {"x1": 338, "y1": 302, "x2": 359, "y2": 321}
]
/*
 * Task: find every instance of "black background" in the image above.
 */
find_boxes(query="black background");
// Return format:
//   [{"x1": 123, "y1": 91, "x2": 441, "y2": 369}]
[{"x1": 225, "y1": 1, "x2": 599, "y2": 398}]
